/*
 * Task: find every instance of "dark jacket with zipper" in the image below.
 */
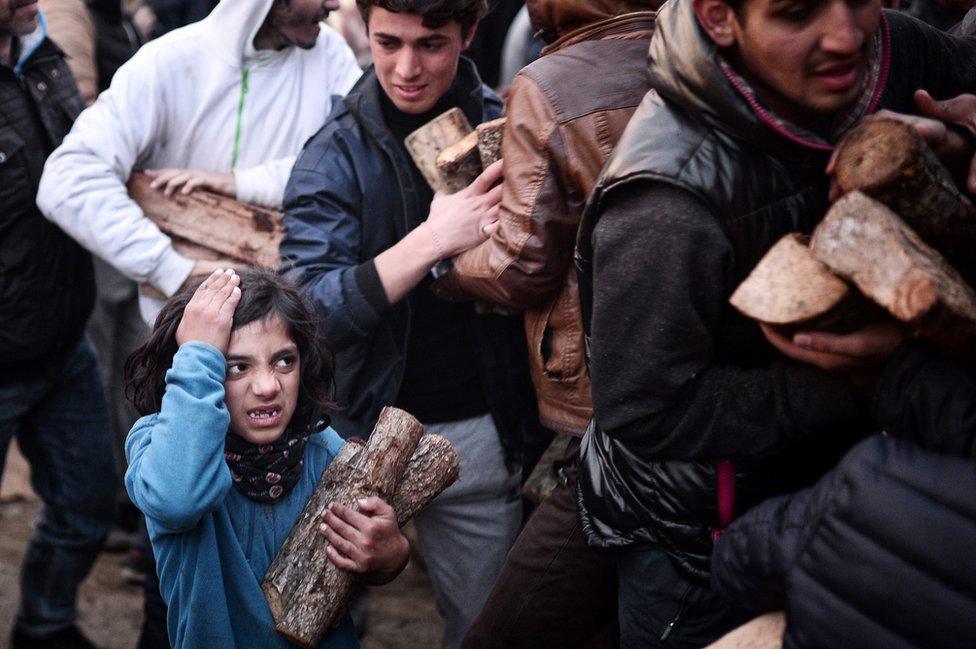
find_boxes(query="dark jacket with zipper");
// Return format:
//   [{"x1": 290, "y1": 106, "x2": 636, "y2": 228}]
[
  {"x1": 280, "y1": 59, "x2": 540, "y2": 462},
  {"x1": 0, "y1": 34, "x2": 93, "y2": 381},
  {"x1": 711, "y1": 344, "x2": 976, "y2": 649},
  {"x1": 574, "y1": 0, "x2": 976, "y2": 583},
  {"x1": 713, "y1": 434, "x2": 976, "y2": 649}
]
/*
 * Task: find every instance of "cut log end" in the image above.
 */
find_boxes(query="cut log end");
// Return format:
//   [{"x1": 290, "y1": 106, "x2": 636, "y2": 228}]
[
  {"x1": 476, "y1": 117, "x2": 506, "y2": 167},
  {"x1": 834, "y1": 118, "x2": 920, "y2": 195},
  {"x1": 436, "y1": 131, "x2": 482, "y2": 192},
  {"x1": 730, "y1": 233, "x2": 851, "y2": 326},
  {"x1": 405, "y1": 107, "x2": 473, "y2": 193}
]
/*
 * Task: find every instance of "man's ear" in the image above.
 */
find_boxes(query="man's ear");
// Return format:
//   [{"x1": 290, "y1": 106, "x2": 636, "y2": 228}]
[
  {"x1": 461, "y1": 20, "x2": 478, "y2": 50},
  {"x1": 693, "y1": 0, "x2": 739, "y2": 48}
]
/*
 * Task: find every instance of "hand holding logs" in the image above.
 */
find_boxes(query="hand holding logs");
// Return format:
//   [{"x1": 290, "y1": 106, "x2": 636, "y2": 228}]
[
  {"x1": 262, "y1": 407, "x2": 460, "y2": 648},
  {"x1": 128, "y1": 171, "x2": 283, "y2": 268}
]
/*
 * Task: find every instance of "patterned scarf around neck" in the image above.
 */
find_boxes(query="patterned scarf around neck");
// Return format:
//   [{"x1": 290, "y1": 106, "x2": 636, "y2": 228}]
[
  {"x1": 717, "y1": 12, "x2": 891, "y2": 152},
  {"x1": 223, "y1": 424, "x2": 312, "y2": 504}
]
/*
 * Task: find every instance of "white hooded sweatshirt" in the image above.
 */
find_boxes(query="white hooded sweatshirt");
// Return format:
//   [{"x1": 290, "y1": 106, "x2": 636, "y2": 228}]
[{"x1": 37, "y1": 0, "x2": 361, "y2": 321}]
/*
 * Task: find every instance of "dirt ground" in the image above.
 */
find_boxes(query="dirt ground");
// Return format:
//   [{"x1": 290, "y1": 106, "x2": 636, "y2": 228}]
[{"x1": 0, "y1": 444, "x2": 443, "y2": 649}]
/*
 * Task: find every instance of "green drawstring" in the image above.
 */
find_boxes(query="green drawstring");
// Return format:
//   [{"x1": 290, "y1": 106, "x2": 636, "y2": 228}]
[{"x1": 231, "y1": 68, "x2": 249, "y2": 170}]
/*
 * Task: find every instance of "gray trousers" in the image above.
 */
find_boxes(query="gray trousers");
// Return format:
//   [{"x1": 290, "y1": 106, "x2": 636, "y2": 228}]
[
  {"x1": 413, "y1": 413, "x2": 522, "y2": 649},
  {"x1": 87, "y1": 258, "x2": 149, "y2": 500}
]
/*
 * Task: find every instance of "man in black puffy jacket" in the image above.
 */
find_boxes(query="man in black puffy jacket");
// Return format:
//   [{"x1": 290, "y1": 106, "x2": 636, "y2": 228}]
[
  {"x1": 574, "y1": 0, "x2": 976, "y2": 645},
  {"x1": 0, "y1": 4, "x2": 116, "y2": 648},
  {"x1": 712, "y1": 347, "x2": 976, "y2": 648}
]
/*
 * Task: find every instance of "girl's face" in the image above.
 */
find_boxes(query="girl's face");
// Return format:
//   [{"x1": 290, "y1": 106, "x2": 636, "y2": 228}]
[{"x1": 223, "y1": 315, "x2": 301, "y2": 445}]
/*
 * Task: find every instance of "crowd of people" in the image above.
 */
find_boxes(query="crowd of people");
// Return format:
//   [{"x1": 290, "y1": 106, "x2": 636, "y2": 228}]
[{"x1": 2, "y1": 0, "x2": 976, "y2": 648}]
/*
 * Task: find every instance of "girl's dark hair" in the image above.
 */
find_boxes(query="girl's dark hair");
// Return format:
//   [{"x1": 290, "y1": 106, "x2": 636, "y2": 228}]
[
  {"x1": 124, "y1": 268, "x2": 338, "y2": 433},
  {"x1": 356, "y1": 0, "x2": 489, "y2": 32}
]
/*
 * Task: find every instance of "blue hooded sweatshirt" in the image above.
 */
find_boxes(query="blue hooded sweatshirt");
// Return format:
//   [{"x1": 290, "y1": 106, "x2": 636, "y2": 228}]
[{"x1": 125, "y1": 342, "x2": 358, "y2": 649}]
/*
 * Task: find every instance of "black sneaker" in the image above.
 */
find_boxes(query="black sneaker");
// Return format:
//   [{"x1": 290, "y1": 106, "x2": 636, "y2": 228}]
[{"x1": 11, "y1": 625, "x2": 99, "y2": 649}]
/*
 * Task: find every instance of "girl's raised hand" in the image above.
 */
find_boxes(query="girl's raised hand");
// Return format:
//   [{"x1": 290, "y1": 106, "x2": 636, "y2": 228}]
[{"x1": 175, "y1": 269, "x2": 241, "y2": 354}]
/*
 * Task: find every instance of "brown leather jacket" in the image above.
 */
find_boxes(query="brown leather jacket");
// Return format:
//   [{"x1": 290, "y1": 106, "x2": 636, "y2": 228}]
[{"x1": 435, "y1": 1, "x2": 657, "y2": 435}]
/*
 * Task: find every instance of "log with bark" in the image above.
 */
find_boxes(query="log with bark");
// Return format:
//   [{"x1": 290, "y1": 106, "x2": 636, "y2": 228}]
[
  {"x1": 262, "y1": 407, "x2": 460, "y2": 648},
  {"x1": 833, "y1": 118, "x2": 976, "y2": 270},
  {"x1": 405, "y1": 107, "x2": 473, "y2": 193},
  {"x1": 810, "y1": 191, "x2": 976, "y2": 352},
  {"x1": 435, "y1": 131, "x2": 482, "y2": 193},
  {"x1": 522, "y1": 433, "x2": 576, "y2": 504},
  {"x1": 476, "y1": 117, "x2": 506, "y2": 167},
  {"x1": 730, "y1": 233, "x2": 884, "y2": 333},
  {"x1": 705, "y1": 612, "x2": 785, "y2": 649},
  {"x1": 128, "y1": 171, "x2": 283, "y2": 268}
]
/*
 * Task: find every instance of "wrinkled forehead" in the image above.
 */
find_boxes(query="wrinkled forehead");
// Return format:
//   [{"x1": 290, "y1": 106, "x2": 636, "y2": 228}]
[{"x1": 228, "y1": 314, "x2": 296, "y2": 356}]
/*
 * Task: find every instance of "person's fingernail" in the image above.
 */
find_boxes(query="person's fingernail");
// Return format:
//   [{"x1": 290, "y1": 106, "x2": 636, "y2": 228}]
[
  {"x1": 794, "y1": 334, "x2": 812, "y2": 349},
  {"x1": 233, "y1": 287, "x2": 241, "y2": 295},
  {"x1": 320, "y1": 523, "x2": 328, "y2": 532},
  {"x1": 215, "y1": 268, "x2": 224, "y2": 274},
  {"x1": 358, "y1": 498, "x2": 368, "y2": 507}
]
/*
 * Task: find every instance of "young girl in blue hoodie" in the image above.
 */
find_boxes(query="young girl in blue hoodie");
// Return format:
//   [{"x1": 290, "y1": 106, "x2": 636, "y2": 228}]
[{"x1": 123, "y1": 268, "x2": 409, "y2": 649}]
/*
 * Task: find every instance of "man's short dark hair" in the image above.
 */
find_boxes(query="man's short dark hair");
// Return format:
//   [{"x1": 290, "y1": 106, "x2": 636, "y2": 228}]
[{"x1": 356, "y1": 0, "x2": 489, "y2": 32}]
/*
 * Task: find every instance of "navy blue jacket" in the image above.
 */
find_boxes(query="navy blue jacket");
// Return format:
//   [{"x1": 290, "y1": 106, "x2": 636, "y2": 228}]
[
  {"x1": 281, "y1": 60, "x2": 539, "y2": 461},
  {"x1": 712, "y1": 346, "x2": 976, "y2": 647}
]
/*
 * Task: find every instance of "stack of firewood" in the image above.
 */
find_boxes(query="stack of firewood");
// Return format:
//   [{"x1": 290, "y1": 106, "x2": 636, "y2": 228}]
[
  {"x1": 262, "y1": 407, "x2": 460, "y2": 649},
  {"x1": 731, "y1": 119, "x2": 976, "y2": 354},
  {"x1": 405, "y1": 107, "x2": 506, "y2": 193}
]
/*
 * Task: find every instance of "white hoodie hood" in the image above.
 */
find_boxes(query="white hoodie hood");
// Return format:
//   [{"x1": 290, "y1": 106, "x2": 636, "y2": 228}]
[{"x1": 39, "y1": 0, "x2": 361, "y2": 321}]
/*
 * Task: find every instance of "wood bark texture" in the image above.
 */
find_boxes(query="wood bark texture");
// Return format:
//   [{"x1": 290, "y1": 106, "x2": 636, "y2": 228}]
[
  {"x1": 522, "y1": 433, "x2": 576, "y2": 504},
  {"x1": 436, "y1": 131, "x2": 483, "y2": 192},
  {"x1": 810, "y1": 192, "x2": 976, "y2": 352},
  {"x1": 128, "y1": 171, "x2": 283, "y2": 268},
  {"x1": 405, "y1": 108, "x2": 473, "y2": 193},
  {"x1": 263, "y1": 408, "x2": 460, "y2": 648},
  {"x1": 391, "y1": 434, "x2": 460, "y2": 525},
  {"x1": 705, "y1": 612, "x2": 785, "y2": 649},
  {"x1": 476, "y1": 117, "x2": 506, "y2": 167},
  {"x1": 834, "y1": 118, "x2": 976, "y2": 267}
]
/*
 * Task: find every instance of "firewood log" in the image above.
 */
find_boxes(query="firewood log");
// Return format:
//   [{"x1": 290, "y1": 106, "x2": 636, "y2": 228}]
[
  {"x1": 262, "y1": 439, "x2": 365, "y2": 625},
  {"x1": 730, "y1": 233, "x2": 883, "y2": 333},
  {"x1": 405, "y1": 107, "x2": 473, "y2": 193},
  {"x1": 436, "y1": 131, "x2": 482, "y2": 193},
  {"x1": 476, "y1": 117, "x2": 506, "y2": 167},
  {"x1": 391, "y1": 434, "x2": 460, "y2": 525},
  {"x1": 128, "y1": 171, "x2": 283, "y2": 268},
  {"x1": 705, "y1": 612, "x2": 785, "y2": 649},
  {"x1": 522, "y1": 433, "x2": 575, "y2": 504},
  {"x1": 834, "y1": 118, "x2": 976, "y2": 270},
  {"x1": 262, "y1": 408, "x2": 460, "y2": 648},
  {"x1": 810, "y1": 192, "x2": 976, "y2": 352}
]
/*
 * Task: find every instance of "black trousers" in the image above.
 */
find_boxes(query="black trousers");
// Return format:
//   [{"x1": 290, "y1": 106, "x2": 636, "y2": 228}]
[
  {"x1": 462, "y1": 439, "x2": 618, "y2": 649},
  {"x1": 617, "y1": 544, "x2": 750, "y2": 649}
]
